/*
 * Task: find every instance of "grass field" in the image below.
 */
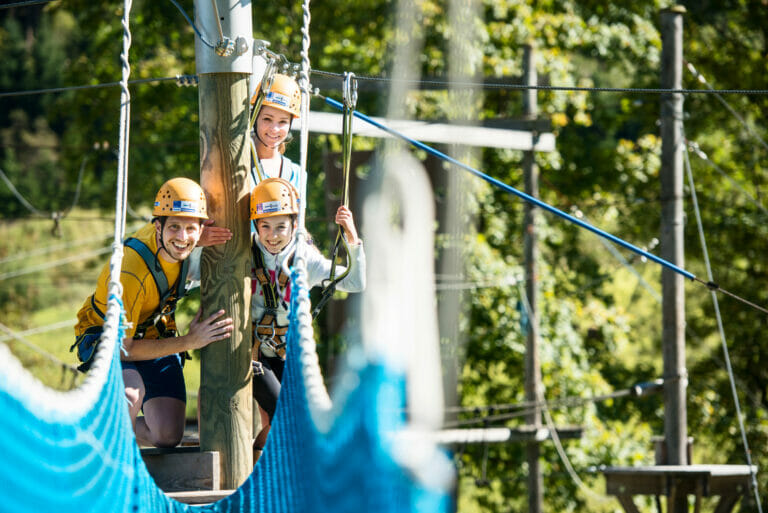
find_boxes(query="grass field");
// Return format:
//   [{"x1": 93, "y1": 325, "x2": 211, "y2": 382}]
[{"x1": 0, "y1": 210, "x2": 202, "y2": 419}]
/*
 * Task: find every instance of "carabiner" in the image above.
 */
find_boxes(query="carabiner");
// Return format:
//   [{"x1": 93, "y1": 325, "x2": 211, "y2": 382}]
[{"x1": 342, "y1": 72, "x2": 358, "y2": 110}]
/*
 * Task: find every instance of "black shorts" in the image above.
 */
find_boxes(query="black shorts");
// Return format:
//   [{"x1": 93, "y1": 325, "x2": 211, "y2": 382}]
[
  {"x1": 121, "y1": 353, "x2": 186, "y2": 404},
  {"x1": 252, "y1": 352, "x2": 285, "y2": 421}
]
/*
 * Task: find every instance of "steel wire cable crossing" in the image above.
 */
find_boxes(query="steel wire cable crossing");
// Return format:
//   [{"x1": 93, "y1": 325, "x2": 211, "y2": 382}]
[
  {"x1": 319, "y1": 95, "x2": 768, "y2": 316},
  {"x1": 5, "y1": 71, "x2": 768, "y2": 99}
]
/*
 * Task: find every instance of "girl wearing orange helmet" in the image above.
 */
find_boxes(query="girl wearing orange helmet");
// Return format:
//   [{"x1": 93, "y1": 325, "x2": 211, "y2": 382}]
[
  {"x1": 250, "y1": 73, "x2": 306, "y2": 192},
  {"x1": 248, "y1": 177, "x2": 366, "y2": 461}
]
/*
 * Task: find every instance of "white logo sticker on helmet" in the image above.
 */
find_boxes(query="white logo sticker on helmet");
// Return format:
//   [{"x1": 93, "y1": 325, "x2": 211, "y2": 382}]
[
  {"x1": 265, "y1": 91, "x2": 290, "y2": 109},
  {"x1": 257, "y1": 200, "x2": 281, "y2": 214},
  {"x1": 172, "y1": 200, "x2": 198, "y2": 213}
]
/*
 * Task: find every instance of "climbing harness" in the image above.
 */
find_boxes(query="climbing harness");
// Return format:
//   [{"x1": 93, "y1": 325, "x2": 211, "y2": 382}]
[
  {"x1": 250, "y1": 177, "x2": 301, "y2": 359},
  {"x1": 71, "y1": 177, "x2": 203, "y2": 371},
  {"x1": 70, "y1": 237, "x2": 189, "y2": 372},
  {"x1": 251, "y1": 244, "x2": 294, "y2": 360},
  {"x1": 121, "y1": 237, "x2": 190, "y2": 337},
  {"x1": 312, "y1": 72, "x2": 357, "y2": 319}
]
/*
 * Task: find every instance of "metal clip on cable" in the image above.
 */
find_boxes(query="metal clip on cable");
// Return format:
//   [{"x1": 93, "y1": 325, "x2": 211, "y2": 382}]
[{"x1": 343, "y1": 71, "x2": 358, "y2": 110}]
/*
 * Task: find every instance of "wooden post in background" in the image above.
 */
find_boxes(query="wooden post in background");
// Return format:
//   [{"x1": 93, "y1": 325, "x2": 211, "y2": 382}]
[
  {"x1": 195, "y1": 0, "x2": 253, "y2": 489},
  {"x1": 660, "y1": 6, "x2": 688, "y2": 512},
  {"x1": 660, "y1": 3, "x2": 687, "y2": 467},
  {"x1": 522, "y1": 42, "x2": 543, "y2": 513}
]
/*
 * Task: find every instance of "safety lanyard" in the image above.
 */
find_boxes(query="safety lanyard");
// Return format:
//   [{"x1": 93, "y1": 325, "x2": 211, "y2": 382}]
[
  {"x1": 249, "y1": 57, "x2": 277, "y2": 188},
  {"x1": 312, "y1": 72, "x2": 358, "y2": 319},
  {"x1": 250, "y1": 58, "x2": 277, "y2": 130},
  {"x1": 251, "y1": 153, "x2": 286, "y2": 185}
]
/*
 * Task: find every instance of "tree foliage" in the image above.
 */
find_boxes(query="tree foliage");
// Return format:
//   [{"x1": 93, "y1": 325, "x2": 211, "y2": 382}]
[{"x1": 1, "y1": 1, "x2": 768, "y2": 511}]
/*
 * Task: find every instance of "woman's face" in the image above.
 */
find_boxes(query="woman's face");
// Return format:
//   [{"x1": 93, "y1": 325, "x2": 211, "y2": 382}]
[{"x1": 255, "y1": 105, "x2": 292, "y2": 149}]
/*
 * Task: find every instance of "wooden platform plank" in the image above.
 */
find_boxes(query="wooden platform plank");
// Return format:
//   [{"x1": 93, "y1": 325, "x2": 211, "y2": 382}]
[
  {"x1": 602, "y1": 465, "x2": 755, "y2": 513},
  {"x1": 141, "y1": 447, "x2": 220, "y2": 492},
  {"x1": 166, "y1": 490, "x2": 235, "y2": 505}
]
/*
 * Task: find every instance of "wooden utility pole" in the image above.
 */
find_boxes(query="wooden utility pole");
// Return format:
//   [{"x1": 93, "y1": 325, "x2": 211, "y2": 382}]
[
  {"x1": 195, "y1": 0, "x2": 253, "y2": 489},
  {"x1": 660, "y1": 6, "x2": 688, "y2": 511},
  {"x1": 522, "y1": 43, "x2": 543, "y2": 513},
  {"x1": 602, "y1": 8, "x2": 753, "y2": 512}
]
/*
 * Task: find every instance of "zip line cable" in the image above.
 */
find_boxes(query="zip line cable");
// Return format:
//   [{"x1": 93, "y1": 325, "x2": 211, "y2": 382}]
[
  {"x1": 685, "y1": 61, "x2": 768, "y2": 154},
  {"x1": 168, "y1": 0, "x2": 215, "y2": 50},
  {"x1": 311, "y1": 69, "x2": 768, "y2": 96},
  {"x1": 0, "y1": 221, "x2": 144, "y2": 265},
  {"x1": 0, "y1": 246, "x2": 112, "y2": 281},
  {"x1": 0, "y1": 75, "x2": 194, "y2": 99},
  {"x1": 0, "y1": 151, "x2": 100, "y2": 222},
  {"x1": 686, "y1": 139, "x2": 768, "y2": 217},
  {"x1": 0, "y1": 0, "x2": 54, "y2": 9},
  {"x1": 0, "y1": 321, "x2": 79, "y2": 377},
  {"x1": 6, "y1": 70, "x2": 768, "y2": 100},
  {"x1": 1, "y1": 150, "x2": 149, "y2": 224},
  {"x1": 0, "y1": 319, "x2": 75, "y2": 344},
  {"x1": 683, "y1": 141, "x2": 763, "y2": 512},
  {"x1": 0, "y1": 166, "x2": 45, "y2": 216},
  {"x1": 443, "y1": 380, "x2": 663, "y2": 427},
  {"x1": 515, "y1": 282, "x2": 612, "y2": 503},
  {"x1": 318, "y1": 93, "x2": 768, "y2": 316}
]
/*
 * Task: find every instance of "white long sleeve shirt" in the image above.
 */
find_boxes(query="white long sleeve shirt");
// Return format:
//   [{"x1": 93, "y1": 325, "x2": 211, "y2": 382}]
[{"x1": 250, "y1": 235, "x2": 366, "y2": 355}]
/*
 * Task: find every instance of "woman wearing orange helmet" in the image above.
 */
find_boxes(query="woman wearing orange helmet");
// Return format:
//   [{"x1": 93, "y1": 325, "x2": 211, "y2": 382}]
[
  {"x1": 250, "y1": 73, "x2": 306, "y2": 191},
  {"x1": 73, "y1": 178, "x2": 234, "y2": 448},
  {"x1": 248, "y1": 177, "x2": 366, "y2": 461}
]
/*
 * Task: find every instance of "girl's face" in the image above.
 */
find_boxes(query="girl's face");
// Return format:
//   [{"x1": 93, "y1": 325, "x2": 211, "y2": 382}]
[
  {"x1": 256, "y1": 215, "x2": 295, "y2": 254},
  {"x1": 255, "y1": 105, "x2": 292, "y2": 149},
  {"x1": 156, "y1": 216, "x2": 203, "y2": 262}
]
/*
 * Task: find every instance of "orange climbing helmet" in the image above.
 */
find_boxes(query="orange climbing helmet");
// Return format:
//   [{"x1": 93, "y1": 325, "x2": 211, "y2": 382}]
[
  {"x1": 250, "y1": 177, "x2": 300, "y2": 220},
  {"x1": 252, "y1": 73, "x2": 301, "y2": 118},
  {"x1": 152, "y1": 177, "x2": 208, "y2": 219}
]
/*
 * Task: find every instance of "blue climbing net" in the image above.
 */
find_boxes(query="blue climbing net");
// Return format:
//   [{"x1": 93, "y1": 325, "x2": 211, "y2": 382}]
[{"x1": 0, "y1": 266, "x2": 451, "y2": 512}]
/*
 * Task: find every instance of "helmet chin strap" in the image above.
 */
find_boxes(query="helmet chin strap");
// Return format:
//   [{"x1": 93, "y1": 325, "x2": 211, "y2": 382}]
[
  {"x1": 254, "y1": 131, "x2": 274, "y2": 151},
  {"x1": 253, "y1": 116, "x2": 293, "y2": 152},
  {"x1": 154, "y1": 218, "x2": 173, "y2": 267}
]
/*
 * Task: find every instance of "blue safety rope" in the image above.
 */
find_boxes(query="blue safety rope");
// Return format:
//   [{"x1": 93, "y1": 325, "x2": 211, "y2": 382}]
[{"x1": 321, "y1": 95, "x2": 695, "y2": 280}]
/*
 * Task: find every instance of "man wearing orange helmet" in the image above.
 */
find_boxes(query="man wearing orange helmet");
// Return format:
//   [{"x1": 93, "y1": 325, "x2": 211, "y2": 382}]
[
  {"x1": 250, "y1": 73, "x2": 306, "y2": 191},
  {"x1": 72, "y1": 177, "x2": 234, "y2": 448},
  {"x1": 249, "y1": 177, "x2": 365, "y2": 460}
]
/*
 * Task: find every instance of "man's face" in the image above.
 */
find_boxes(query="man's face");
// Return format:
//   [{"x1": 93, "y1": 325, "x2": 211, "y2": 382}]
[
  {"x1": 256, "y1": 215, "x2": 294, "y2": 254},
  {"x1": 156, "y1": 216, "x2": 203, "y2": 262}
]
